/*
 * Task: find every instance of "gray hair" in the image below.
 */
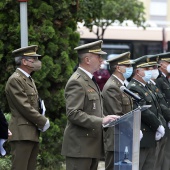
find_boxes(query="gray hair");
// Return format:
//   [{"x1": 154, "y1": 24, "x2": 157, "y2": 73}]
[
  {"x1": 110, "y1": 65, "x2": 117, "y2": 73},
  {"x1": 14, "y1": 56, "x2": 23, "y2": 66},
  {"x1": 78, "y1": 53, "x2": 88, "y2": 64}
]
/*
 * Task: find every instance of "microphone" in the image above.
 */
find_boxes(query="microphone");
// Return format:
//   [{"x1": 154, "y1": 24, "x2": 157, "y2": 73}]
[{"x1": 120, "y1": 86, "x2": 141, "y2": 102}]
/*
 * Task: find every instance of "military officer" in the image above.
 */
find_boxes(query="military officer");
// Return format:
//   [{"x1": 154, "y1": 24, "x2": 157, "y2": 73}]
[
  {"x1": 102, "y1": 52, "x2": 134, "y2": 170},
  {"x1": 127, "y1": 55, "x2": 165, "y2": 170},
  {"x1": 155, "y1": 52, "x2": 170, "y2": 170},
  {"x1": 144, "y1": 55, "x2": 167, "y2": 170},
  {"x1": 61, "y1": 40, "x2": 119, "y2": 170},
  {"x1": 5, "y1": 45, "x2": 50, "y2": 170}
]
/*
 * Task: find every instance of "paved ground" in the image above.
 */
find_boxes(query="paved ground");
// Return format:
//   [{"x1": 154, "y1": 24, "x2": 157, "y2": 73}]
[{"x1": 62, "y1": 161, "x2": 105, "y2": 170}]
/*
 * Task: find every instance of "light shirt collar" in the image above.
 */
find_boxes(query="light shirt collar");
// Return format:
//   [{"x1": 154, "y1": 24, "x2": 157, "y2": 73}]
[
  {"x1": 133, "y1": 78, "x2": 146, "y2": 87},
  {"x1": 162, "y1": 72, "x2": 166, "y2": 77},
  {"x1": 79, "y1": 67, "x2": 93, "y2": 79},
  {"x1": 17, "y1": 68, "x2": 30, "y2": 78},
  {"x1": 124, "y1": 79, "x2": 129, "y2": 86},
  {"x1": 149, "y1": 79, "x2": 156, "y2": 85},
  {"x1": 112, "y1": 74, "x2": 124, "y2": 85}
]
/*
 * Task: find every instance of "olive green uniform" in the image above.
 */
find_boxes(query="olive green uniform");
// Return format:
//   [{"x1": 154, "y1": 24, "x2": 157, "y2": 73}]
[
  {"x1": 127, "y1": 79, "x2": 162, "y2": 170},
  {"x1": 155, "y1": 73, "x2": 170, "y2": 170}
]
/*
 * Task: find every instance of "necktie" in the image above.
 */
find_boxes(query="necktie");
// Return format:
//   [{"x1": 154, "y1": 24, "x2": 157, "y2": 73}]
[
  {"x1": 29, "y1": 76, "x2": 32, "y2": 82},
  {"x1": 92, "y1": 76, "x2": 97, "y2": 84},
  {"x1": 92, "y1": 76, "x2": 100, "y2": 91}
]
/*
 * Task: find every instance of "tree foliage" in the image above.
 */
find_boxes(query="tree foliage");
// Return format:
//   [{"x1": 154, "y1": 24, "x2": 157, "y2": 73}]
[{"x1": 77, "y1": 0, "x2": 146, "y2": 39}]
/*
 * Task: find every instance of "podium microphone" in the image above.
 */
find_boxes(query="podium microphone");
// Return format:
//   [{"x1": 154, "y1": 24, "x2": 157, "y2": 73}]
[{"x1": 120, "y1": 86, "x2": 141, "y2": 102}]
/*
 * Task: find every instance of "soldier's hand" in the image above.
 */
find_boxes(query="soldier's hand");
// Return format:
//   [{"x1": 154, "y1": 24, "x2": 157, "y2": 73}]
[
  {"x1": 102, "y1": 115, "x2": 120, "y2": 125},
  {"x1": 8, "y1": 129, "x2": 12, "y2": 138},
  {"x1": 140, "y1": 130, "x2": 143, "y2": 141},
  {"x1": 157, "y1": 125, "x2": 165, "y2": 137},
  {"x1": 168, "y1": 122, "x2": 170, "y2": 129},
  {"x1": 155, "y1": 131, "x2": 162, "y2": 141}
]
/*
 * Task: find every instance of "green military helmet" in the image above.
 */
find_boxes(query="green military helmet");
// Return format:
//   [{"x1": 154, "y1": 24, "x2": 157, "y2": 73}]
[{"x1": 74, "y1": 40, "x2": 107, "y2": 55}]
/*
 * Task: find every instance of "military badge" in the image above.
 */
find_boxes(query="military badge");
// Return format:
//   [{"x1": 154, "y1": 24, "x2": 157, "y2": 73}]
[
  {"x1": 87, "y1": 89, "x2": 95, "y2": 93},
  {"x1": 145, "y1": 92, "x2": 148, "y2": 96},
  {"x1": 93, "y1": 102, "x2": 96, "y2": 109}
]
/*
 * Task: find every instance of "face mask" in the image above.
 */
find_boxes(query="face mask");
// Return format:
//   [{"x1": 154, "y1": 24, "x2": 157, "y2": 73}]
[
  {"x1": 26, "y1": 60, "x2": 42, "y2": 71},
  {"x1": 167, "y1": 64, "x2": 170, "y2": 73},
  {"x1": 142, "y1": 70, "x2": 152, "y2": 82},
  {"x1": 151, "y1": 69, "x2": 159, "y2": 79},
  {"x1": 123, "y1": 67, "x2": 133, "y2": 79}
]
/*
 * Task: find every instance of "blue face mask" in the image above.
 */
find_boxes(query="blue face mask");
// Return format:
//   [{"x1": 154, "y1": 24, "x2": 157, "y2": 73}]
[
  {"x1": 142, "y1": 70, "x2": 152, "y2": 82},
  {"x1": 123, "y1": 67, "x2": 133, "y2": 79}
]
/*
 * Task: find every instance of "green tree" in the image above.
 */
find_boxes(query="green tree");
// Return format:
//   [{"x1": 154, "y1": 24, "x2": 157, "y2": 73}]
[{"x1": 78, "y1": 0, "x2": 146, "y2": 39}]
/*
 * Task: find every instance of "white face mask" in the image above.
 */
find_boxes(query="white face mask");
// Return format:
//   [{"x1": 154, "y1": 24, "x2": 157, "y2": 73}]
[
  {"x1": 167, "y1": 64, "x2": 170, "y2": 73},
  {"x1": 151, "y1": 69, "x2": 159, "y2": 79}
]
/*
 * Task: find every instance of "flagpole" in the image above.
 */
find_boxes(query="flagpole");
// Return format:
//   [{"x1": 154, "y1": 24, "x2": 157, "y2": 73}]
[{"x1": 18, "y1": 0, "x2": 28, "y2": 47}]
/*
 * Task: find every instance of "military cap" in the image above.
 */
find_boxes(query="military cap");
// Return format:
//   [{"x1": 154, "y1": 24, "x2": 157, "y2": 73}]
[
  {"x1": 106, "y1": 52, "x2": 133, "y2": 66},
  {"x1": 12, "y1": 45, "x2": 41, "y2": 57},
  {"x1": 157, "y1": 52, "x2": 170, "y2": 62},
  {"x1": 74, "y1": 40, "x2": 107, "y2": 55},
  {"x1": 133, "y1": 55, "x2": 153, "y2": 68},
  {"x1": 146, "y1": 54, "x2": 160, "y2": 66}
]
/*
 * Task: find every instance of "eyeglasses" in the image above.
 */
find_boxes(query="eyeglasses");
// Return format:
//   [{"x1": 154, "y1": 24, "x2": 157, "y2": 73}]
[{"x1": 24, "y1": 56, "x2": 38, "y2": 61}]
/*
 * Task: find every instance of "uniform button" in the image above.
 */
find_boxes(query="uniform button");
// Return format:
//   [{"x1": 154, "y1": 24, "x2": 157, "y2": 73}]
[
  {"x1": 26, "y1": 122, "x2": 28, "y2": 124},
  {"x1": 93, "y1": 129, "x2": 95, "y2": 131},
  {"x1": 143, "y1": 129, "x2": 145, "y2": 131},
  {"x1": 87, "y1": 134, "x2": 89, "y2": 136}
]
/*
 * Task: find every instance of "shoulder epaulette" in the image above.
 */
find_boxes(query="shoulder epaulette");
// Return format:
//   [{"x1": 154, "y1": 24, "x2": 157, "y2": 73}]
[{"x1": 72, "y1": 73, "x2": 80, "y2": 80}]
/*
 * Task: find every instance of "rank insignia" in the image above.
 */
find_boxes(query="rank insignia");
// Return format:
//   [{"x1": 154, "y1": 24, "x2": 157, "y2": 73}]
[
  {"x1": 93, "y1": 102, "x2": 96, "y2": 109},
  {"x1": 87, "y1": 89, "x2": 94, "y2": 93}
]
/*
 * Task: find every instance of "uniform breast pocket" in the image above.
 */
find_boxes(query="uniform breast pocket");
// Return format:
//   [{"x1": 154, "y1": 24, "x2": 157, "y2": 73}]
[
  {"x1": 25, "y1": 89, "x2": 38, "y2": 104},
  {"x1": 87, "y1": 93, "x2": 99, "y2": 110},
  {"x1": 145, "y1": 95, "x2": 152, "y2": 104},
  {"x1": 162, "y1": 84, "x2": 170, "y2": 98},
  {"x1": 157, "y1": 93, "x2": 164, "y2": 99}
]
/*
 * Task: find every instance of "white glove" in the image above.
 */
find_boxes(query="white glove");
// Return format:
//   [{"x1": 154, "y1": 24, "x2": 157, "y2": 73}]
[
  {"x1": 40, "y1": 119, "x2": 50, "y2": 132},
  {"x1": 168, "y1": 122, "x2": 170, "y2": 129},
  {"x1": 140, "y1": 130, "x2": 143, "y2": 141},
  {"x1": 155, "y1": 131, "x2": 162, "y2": 141},
  {"x1": 157, "y1": 125, "x2": 165, "y2": 137}
]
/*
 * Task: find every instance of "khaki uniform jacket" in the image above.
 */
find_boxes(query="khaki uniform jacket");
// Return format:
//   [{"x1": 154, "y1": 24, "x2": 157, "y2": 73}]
[
  {"x1": 5, "y1": 69, "x2": 47, "y2": 142},
  {"x1": 127, "y1": 79, "x2": 162, "y2": 148},
  {"x1": 102, "y1": 75, "x2": 133, "y2": 151},
  {"x1": 61, "y1": 68, "x2": 104, "y2": 158}
]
